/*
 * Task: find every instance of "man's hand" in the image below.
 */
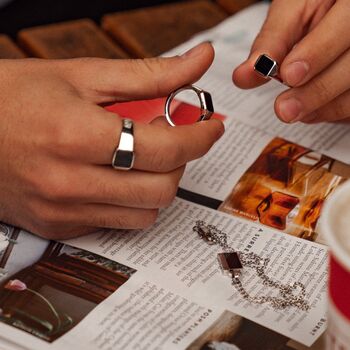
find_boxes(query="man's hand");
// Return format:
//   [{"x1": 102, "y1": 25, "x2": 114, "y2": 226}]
[
  {"x1": 0, "y1": 43, "x2": 224, "y2": 239},
  {"x1": 233, "y1": 0, "x2": 350, "y2": 124}
]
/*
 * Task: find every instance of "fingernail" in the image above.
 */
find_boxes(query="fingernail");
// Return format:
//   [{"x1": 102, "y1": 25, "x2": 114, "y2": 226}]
[
  {"x1": 181, "y1": 41, "x2": 211, "y2": 59},
  {"x1": 217, "y1": 122, "x2": 225, "y2": 138},
  {"x1": 285, "y1": 61, "x2": 309, "y2": 86},
  {"x1": 278, "y1": 98, "x2": 303, "y2": 123}
]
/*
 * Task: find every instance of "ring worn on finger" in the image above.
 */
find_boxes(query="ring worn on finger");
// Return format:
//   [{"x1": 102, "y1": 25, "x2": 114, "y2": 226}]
[
  {"x1": 165, "y1": 85, "x2": 214, "y2": 127},
  {"x1": 112, "y1": 119, "x2": 135, "y2": 171}
]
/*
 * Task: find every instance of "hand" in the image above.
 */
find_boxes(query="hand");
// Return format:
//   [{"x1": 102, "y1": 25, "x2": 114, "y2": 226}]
[
  {"x1": 233, "y1": 0, "x2": 350, "y2": 124},
  {"x1": 0, "y1": 43, "x2": 224, "y2": 239}
]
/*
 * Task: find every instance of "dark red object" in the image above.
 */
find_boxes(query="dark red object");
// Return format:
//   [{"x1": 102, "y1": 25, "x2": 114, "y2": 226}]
[{"x1": 329, "y1": 255, "x2": 350, "y2": 320}]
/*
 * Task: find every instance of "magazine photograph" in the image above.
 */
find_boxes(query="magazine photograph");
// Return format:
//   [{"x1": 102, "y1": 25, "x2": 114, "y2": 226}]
[
  {"x1": 219, "y1": 137, "x2": 347, "y2": 241},
  {"x1": 0, "y1": 228, "x2": 136, "y2": 343}
]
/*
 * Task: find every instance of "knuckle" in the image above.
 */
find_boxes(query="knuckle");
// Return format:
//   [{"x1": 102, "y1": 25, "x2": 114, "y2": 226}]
[
  {"x1": 46, "y1": 122, "x2": 79, "y2": 157},
  {"x1": 148, "y1": 144, "x2": 170, "y2": 171},
  {"x1": 144, "y1": 128, "x2": 186, "y2": 172},
  {"x1": 158, "y1": 135, "x2": 185, "y2": 170},
  {"x1": 34, "y1": 226, "x2": 62, "y2": 240},
  {"x1": 172, "y1": 142, "x2": 186, "y2": 166},
  {"x1": 93, "y1": 215, "x2": 113, "y2": 229},
  {"x1": 61, "y1": 57, "x2": 101, "y2": 75},
  {"x1": 310, "y1": 78, "x2": 333, "y2": 103},
  {"x1": 28, "y1": 200, "x2": 62, "y2": 228},
  {"x1": 139, "y1": 58, "x2": 157, "y2": 75},
  {"x1": 91, "y1": 213, "x2": 136, "y2": 229},
  {"x1": 302, "y1": 112, "x2": 320, "y2": 124},
  {"x1": 142, "y1": 209, "x2": 159, "y2": 228},
  {"x1": 34, "y1": 224, "x2": 81, "y2": 240},
  {"x1": 303, "y1": 118, "x2": 318, "y2": 124},
  {"x1": 95, "y1": 179, "x2": 114, "y2": 201},
  {"x1": 253, "y1": 28, "x2": 286, "y2": 55},
  {"x1": 130, "y1": 58, "x2": 163, "y2": 96},
  {"x1": 121, "y1": 179, "x2": 177, "y2": 209},
  {"x1": 102, "y1": 210, "x2": 158, "y2": 229},
  {"x1": 253, "y1": 30, "x2": 269, "y2": 49},
  {"x1": 75, "y1": 57, "x2": 100, "y2": 65},
  {"x1": 121, "y1": 183, "x2": 149, "y2": 207},
  {"x1": 30, "y1": 170, "x2": 74, "y2": 202},
  {"x1": 155, "y1": 181, "x2": 178, "y2": 208},
  {"x1": 332, "y1": 100, "x2": 347, "y2": 119}
]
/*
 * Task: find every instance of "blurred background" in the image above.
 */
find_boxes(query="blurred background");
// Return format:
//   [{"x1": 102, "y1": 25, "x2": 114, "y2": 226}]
[
  {"x1": 0, "y1": 0, "x2": 178, "y2": 37},
  {"x1": 0, "y1": 0, "x2": 263, "y2": 60}
]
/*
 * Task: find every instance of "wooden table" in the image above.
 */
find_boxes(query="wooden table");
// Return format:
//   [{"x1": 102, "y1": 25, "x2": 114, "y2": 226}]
[{"x1": 0, "y1": 0, "x2": 257, "y2": 59}]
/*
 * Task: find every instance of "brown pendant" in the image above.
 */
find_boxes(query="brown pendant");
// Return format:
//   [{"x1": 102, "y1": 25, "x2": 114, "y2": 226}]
[{"x1": 218, "y1": 252, "x2": 243, "y2": 279}]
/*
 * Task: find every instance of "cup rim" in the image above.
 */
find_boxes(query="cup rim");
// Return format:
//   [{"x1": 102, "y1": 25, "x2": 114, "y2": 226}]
[{"x1": 321, "y1": 180, "x2": 350, "y2": 271}]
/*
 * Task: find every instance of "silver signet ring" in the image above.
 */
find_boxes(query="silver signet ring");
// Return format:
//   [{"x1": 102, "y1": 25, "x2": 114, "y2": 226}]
[
  {"x1": 165, "y1": 85, "x2": 214, "y2": 127},
  {"x1": 112, "y1": 119, "x2": 135, "y2": 171}
]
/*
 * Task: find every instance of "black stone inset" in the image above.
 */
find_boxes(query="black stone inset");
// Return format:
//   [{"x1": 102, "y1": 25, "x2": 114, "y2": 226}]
[
  {"x1": 255, "y1": 54, "x2": 275, "y2": 76},
  {"x1": 203, "y1": 91, "x2": 214, "y2": 113},
  {"x1": 113, "y1": 150, "x2": 133, "y2": 169}
]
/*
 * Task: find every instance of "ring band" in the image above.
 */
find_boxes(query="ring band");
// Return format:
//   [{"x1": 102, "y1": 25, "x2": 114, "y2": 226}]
[
  {"x1": 112, "y1": 119, "x2": 135, "y2": 170},
  {"x1": 165, "y1": 85, "x2": 214, "y2": 127}
]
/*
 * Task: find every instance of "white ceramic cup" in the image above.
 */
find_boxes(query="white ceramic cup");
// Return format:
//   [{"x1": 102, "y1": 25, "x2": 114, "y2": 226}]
[{"x1": 320, "y1": 180, "x2": 350, "y2": 349}]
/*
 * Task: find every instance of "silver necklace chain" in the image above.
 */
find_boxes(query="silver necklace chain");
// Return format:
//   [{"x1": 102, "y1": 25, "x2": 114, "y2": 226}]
[{"x1": 193, "y1": 220, "x2": 310, "y2": 311}]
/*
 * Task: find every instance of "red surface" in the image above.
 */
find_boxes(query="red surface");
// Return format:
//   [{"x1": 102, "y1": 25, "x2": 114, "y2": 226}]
[
  {"x1": 329, "y1": 255, "x2": 350, "y2": 320},
  {"x1": 106, "y1": 98, "x2": 226, "y2": 124}
]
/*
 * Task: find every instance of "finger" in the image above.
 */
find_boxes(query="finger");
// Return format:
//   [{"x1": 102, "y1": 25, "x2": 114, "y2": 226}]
[
  {"x1": 149, "y1": 115, "x2": 169, "y2": 127},
  {"x1": 28, "y1": 202, "x2": 158, "y2": 239},
  {"x1": 62, "y1": 42, "x2": 215, "y2": 104},
  {"x1": 281, "y1": 1, "x2": 350, "y2": 86},
  {"x1": 32, "y1": 163, "x2": 185, "y2": 209},
  {"x1": 301, "y1": 89, "x2": 350, "y2": 124},
  {"x1": 308, "y1": 0, "x2": 336, "y2": 30},
  {"x1": 120, "y1": 118, "x2": 224, "y2": 172},
  {"x1": 275, "y1": 49, "x2": 350, "y2": 123},
  {"x1": 233, "y1": 1, "x2": 306, "y2": 89},
  {"x1": 33, "y1": 225, "x2": 98, "y2": 240},
  {"x1": 85, "y1": 165, "x2": 185, "y2": 208},
  {"x1": 73, "y1": 205, "x2": 159, "y2": 230},
  {"x1": 51, "y1": 107, "x2": 224, "y2": 172}
]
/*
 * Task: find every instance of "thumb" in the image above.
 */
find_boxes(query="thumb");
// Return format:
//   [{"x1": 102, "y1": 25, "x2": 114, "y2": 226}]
[
  {"x1": 64, "y1": 42, "x2": 214, "y2": 104},
  {"x1": 232, "y1": 1, "x2": 306, "y2": 89}
]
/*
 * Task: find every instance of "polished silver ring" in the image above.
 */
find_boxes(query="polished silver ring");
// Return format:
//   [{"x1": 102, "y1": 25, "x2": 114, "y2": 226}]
[
  {"x1": 165, "y1": 85, "x2": 214, "y2": 127},
  {"x1": 112, "y1": 119, "x2": 135, "y2": 170}
]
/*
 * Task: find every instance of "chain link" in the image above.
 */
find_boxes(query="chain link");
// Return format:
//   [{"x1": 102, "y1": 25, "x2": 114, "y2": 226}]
[{"x1": 193, "y1": 220, "x2": 310, "y2": 311}]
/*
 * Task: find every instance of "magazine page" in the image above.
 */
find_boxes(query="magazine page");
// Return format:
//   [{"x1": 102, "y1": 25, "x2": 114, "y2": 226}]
[
  {"x1": 179, "y1": 119, "x2": 273, "y2": 202},
  {"x1": 179, "y1": 119, "x2": 349, "y2": 242},
  {"x1": 164, "y1": 3, "x2": 350, "y2": 164},
  {"x1": 0, "y1": 224, "x2": 226, "y2": 350},
  {"x1": 0, "y1": 338, "x2": 26, "y2": 350},
  {"x1": 186, "y1": 310, "x2": 325, "y2": 350},
  {"x1": 0, "y1": 271, "x2": 225, "y2": 350},
  {"x1": 0, "y1": 228, "x2": 139, "y2": 350},
  {"x1": 65, "y1": 198, "x2": 327, "y2": 347},
  {"x1": 0, "y1": 266, "x2": 312, "y2": 350},
  {"x1": 0, "y1": 204, "x2": 326, "y2": 349}
]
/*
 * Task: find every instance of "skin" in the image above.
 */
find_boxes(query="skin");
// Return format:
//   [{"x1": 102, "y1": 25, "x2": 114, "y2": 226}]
[
  {"x1": 0, "y1": 43, "x2": 224, "y2": 239},
  {"x1": 233, "y1": 0, "x2": 350, "y2": 124}
]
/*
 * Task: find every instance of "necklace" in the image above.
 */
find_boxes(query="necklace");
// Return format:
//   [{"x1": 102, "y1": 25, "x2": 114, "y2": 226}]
[{"x1": 192, "y1": 221, "x2": 310, "y2": 311}]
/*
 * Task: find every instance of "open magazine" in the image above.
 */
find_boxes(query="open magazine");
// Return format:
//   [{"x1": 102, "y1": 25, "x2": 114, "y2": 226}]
[{"x1": 0, "y1": 3, "x2": 349, "y2": 350}]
